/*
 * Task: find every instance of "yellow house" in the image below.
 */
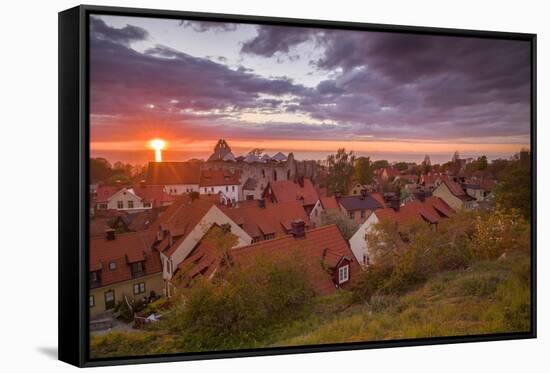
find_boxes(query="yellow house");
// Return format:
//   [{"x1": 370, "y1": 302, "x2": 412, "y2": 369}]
[
  {"x1": 89, "y1": 229, "x2": 164, "y2": 318},
  {"x1": 433, "y1": 180, "x2": 475, "y2": 210}
]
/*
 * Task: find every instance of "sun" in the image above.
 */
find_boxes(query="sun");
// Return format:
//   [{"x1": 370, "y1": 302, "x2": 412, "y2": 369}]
[{"x1": 149, "y1": 138, "x2": 166, "y2": 162}]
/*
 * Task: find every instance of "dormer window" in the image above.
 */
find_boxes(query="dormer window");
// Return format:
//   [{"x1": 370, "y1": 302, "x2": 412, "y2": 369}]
[
  {"x1": 338, "y1": 264, "x2": 349, "y2": 284},
  {"x1": 131, "y1": 261, "x2": 145, "y2": 278},
  {"x1": 90, "y1": 271, "x2": 101, "y2": 288}
]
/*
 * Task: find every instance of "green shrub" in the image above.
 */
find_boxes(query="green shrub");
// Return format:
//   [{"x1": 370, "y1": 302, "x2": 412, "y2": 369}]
[{"x1": 163, "y1": 254, "x2": 315, "y2": 350}]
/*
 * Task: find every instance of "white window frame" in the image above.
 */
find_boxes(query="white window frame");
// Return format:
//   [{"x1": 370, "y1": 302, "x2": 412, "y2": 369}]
[
  {"x1": 117, "y1": 200, "x2": 123, "y2": 209},
  {"x1": 338, "y1": 264, "x2": 349, "y2": 284},
  {"x1": 109, "y1": 261, "x2": 116, "y2": 270},
  {"x1": 133, "y1": 282, "x2": 146, "y2": 295},
  {"x1": 128, "y1": 200, "x2": 134, "y2": 209},
  {"x1": 89, "y1": 295, "x2": 95, "y2": 307}
]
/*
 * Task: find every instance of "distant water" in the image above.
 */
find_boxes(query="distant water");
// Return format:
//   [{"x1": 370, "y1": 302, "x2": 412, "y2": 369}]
[{"x1": 91, "y1": 149, "x2": 517, "y2": 166}]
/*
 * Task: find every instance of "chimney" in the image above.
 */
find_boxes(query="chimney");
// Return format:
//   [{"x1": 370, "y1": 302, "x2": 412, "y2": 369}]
[
  {"x1": 360, "y1": 189, "x2": 367, "y2": 199},
  {"x1": 291, "y1": 220, "x2": 306, "y2": 238},
  {"x1": 389, "y1": 197, "x2": 400, "y2": 212},
  {"x1": 105, "y1": 228, "x2": 116, "y2": 241},
  {"x1": 258, "y1": 198, "x2": 266, "y2": 208}
]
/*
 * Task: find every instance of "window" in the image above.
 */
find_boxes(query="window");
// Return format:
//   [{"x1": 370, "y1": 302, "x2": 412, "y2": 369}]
[
  {"x1": 338, "y1": 264, "x2": 349, "y2": 284},
  {"x1": 89, "y1": 295, "x2": 95, "y2": 307},
  {"x1": 133, "y1": 282, "x2": 146, "y2": 295},
  {"x1": 348, "y1": 211, "x2": 354, "y2": 219},
  {"x1": 131, "y1": 261, "x2": 145, "y2": 278},
  {"x1": 225, "y1": 186, "x2": 228, "y2": 192},
  {"x1": 144, "y1": 202, "x2": 152, "y2": 208},
  {"x1": 264, "y1": 233, "x2": 275, "y2": 240},
  {"x1": 246, "y1": 195, "x2": 254, "y2": 201},
  {"x1": 104, "y1": 290, "x2": 115, "y2": 310},
  {"x1": 360, "y1": 210, "x2": 366, "y2": 218},
  {"x1": 315, "y1": 209, "x2": 318, "y2": 216},
  {"x1": 232, "y1": 186, "x2": 235, "y2": 191},
  {"x1": 90, "y1": 271, "x2": 100, "y2": 288},
  {"x1": 261, "y1": 169, "x2": 265, "y2": 178},
  {"x1": 128, "y1": 200, "x2": 134, "y2": 209},
  {"x1": 204, "y1": 188, "x2": 207, "y2": 193},
  {"x1": 108, "y1": 261, "x2": 116, "y2": 271},
  {"x1": 98, "y1": 203, "x2": 107, "y2": 209},
  {"x1": 117, "y1": 200, "x2": 123, "y2": 209}
]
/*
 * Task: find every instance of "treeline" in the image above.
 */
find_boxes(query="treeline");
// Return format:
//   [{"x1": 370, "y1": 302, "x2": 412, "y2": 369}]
[{"x1": 90, "y1": 157, "x2": 147, "y2": 185}]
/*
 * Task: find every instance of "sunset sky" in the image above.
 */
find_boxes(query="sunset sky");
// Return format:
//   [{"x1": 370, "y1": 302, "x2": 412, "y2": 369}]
[{"x1": 90, "y1": 15, "x2": 531, "y2": 164}]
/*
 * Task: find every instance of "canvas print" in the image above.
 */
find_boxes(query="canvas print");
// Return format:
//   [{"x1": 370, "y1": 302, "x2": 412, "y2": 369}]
[{"x1": 88, "y1": 14, "x2": 532, "y2": 359}]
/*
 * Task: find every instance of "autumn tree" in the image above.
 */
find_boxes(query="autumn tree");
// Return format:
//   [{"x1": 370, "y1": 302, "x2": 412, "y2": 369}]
[
  {"x1": 354, "y1": 156, "x2": 374, "y2": 185},
  {"x1": 493, "y1": 159, "x2": 531, "y2": 219},
  {"x1": 326, "y1": 148, "x2": 356, "y2": 195},
  {"x1": 320, "y1": 210, "x2": 359, "y2": 240}
]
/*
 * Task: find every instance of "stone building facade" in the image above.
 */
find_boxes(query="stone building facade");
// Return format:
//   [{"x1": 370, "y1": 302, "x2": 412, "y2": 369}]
[{"x1": 202, "y1": 140, "x2": 319, "y2": 201}]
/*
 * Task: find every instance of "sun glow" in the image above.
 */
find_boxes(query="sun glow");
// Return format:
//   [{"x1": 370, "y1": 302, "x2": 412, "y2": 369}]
[{"x1": 150, "y1": 138, "x2": 166, "y2": 162}]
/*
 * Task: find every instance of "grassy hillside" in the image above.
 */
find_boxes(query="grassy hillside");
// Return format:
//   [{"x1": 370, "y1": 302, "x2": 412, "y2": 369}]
[{"x1": 90, "y1": 250, "x2": 530, "y2": 358}]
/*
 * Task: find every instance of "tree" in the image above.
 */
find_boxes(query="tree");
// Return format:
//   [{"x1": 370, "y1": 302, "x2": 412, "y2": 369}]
[
  {"x1": 90, "y1": 157, "x2": 113, "y2": 183},
  {"x1": 354, "y1": 156, "x2": 374, "y2": 185},
  {"x1": 465, "y1": 155, "x2": 488, "y2": 174},
  {"x1": 372, "y1": 160, "x2": 390, "y2": 170},
  {"x1": 493, "y1": 160, "x2": 531, "y2": 219},
  {"x1": 326, "y1": 148, "x2": 355, "y2": 195},
  {"x1": 320, "y1": 210, "x2": 359, "y2": 240},
  {"x1": 394, "y1": 162, "x2": 409, "y2": 172}
]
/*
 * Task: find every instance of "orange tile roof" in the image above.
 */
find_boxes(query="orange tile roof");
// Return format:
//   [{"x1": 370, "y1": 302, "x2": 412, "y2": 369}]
[
  {"x1": 219, "y1": 200, "x2": 311, "y2": 240},
  {"x1": 375, "y1": 196, "x2": 455, "y2": 228},
  {"x1": 146, "y1": 161, "x2": 201, "y2": 185},
  {"x1": 370, "y1": 192, "x2": 386, "y2": 208},
  {"x1": 266, "y1": 178, "x2": 319, "y2": 206},
  {"x1": 89, "y1": 230, "x2": 161, "y2": 287},
  {"x1": 320, "y1": 196, "x2": 339, "y2": 210},
  {"x1": 95, "y1": 186, "x2": 121, "y2": 203},
  {"x1": 231, "y1": 225, "x2": 360, "y2": 295},
  {"x1": 199, "y1": 169, "x2": 241, "y2": 187},
  {"x1": 157, "y1": 197, "x2": 218, "y2": 256},
  {"x1": 132, "y1": 185, "x2": 175, "y2": 208}
]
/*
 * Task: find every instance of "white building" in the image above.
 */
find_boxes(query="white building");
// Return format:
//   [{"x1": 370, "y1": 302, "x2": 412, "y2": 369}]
[
  {"x1": 95, "y1": 187, "x2": 152, "y2": 213},
  {"x1": 199, "y1": 169, "x2": 241, "y2": 203}
]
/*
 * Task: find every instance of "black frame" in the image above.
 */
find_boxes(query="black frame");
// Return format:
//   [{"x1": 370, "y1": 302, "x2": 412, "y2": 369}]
[{"x1": 58, "y1": 4, "x2": 537, "y2": 368}]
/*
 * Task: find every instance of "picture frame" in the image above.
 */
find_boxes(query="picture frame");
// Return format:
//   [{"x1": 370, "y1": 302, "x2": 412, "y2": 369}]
[{"x1": 59, "y1": 4, "x2": 537, "y2": 367}]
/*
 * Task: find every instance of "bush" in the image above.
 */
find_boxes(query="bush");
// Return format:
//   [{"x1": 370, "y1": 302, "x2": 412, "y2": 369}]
[{"x1": 164, "y1": 254, "x2": 315, "y2": 350}]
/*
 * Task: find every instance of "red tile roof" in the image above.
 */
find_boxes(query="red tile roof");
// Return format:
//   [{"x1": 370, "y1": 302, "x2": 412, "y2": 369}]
[
  {"x1": 383, "y1": 167, "x2": 401, "y2": 178},
  {"x1": 89, "y1": 230, "x2": 161, "y2": 287},
  {"x1": 219, "y1": 200, "x2": 311, "y2": 240},
  {"x1": 320, "y1": 196, "x2": 339, "y2": 210},
  {"x1": 146, "y1": 161, "x2": 201, "y2": 185},
  {"x1": 156, "y1": 196, "x2": 218, "y2": 255},
  {"x1": 132, "y1": 185, "x2": 175, "y2": 208},
  {"x1": 265, "y1": 178, "x2": 319, "y2": 206},
  {"x1": 370, "y1": 192, "x2": 386, "y2": 208},
  {"x1": 199, "y1": 169, "x2": 241, "y2": 187},
  {"x1": 375, "y1": 196, "x2": 455, "y2": 228},
  {"x1": 231, "y1": 225, "x2": 360, "y2": 295},
  {"x1": 95, "y1": 186, "x2": 121, "y2": 203}
]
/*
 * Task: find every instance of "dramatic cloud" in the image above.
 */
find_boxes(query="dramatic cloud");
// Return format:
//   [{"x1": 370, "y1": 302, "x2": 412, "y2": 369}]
[
  {"x1": 90, "y1": 17, "x2": 308, "y2": 141},
  {"x1": 179, "y1": 20, "x2": 238, "y2": 32},
  {"x1": 241, "y1": 25, "x2": 318, "y2": 58},
  {"x1": 90, "y1": 16, "x2": 531, "y2": 157}
]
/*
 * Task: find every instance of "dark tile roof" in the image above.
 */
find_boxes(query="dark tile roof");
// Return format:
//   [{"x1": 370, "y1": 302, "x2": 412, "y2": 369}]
[{"x1": 338, "y1": 194, "x2": 384, "y2": 211}]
